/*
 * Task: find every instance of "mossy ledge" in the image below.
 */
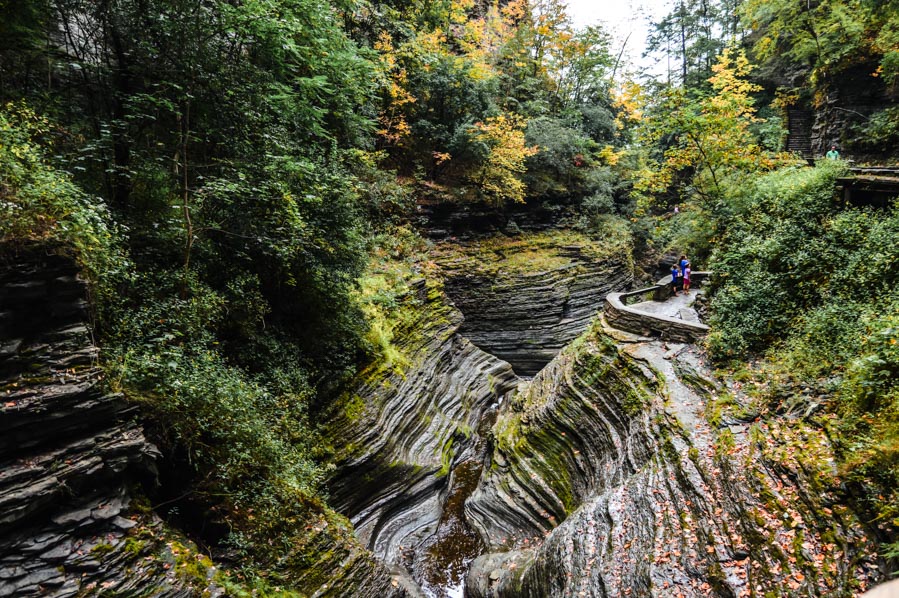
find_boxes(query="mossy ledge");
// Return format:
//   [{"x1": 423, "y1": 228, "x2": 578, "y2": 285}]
[{"x1": 466, "y1": 321, "x2": 881, "y2": 597}]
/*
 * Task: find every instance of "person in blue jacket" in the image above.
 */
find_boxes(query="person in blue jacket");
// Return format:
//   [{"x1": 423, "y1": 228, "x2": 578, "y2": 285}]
[{"x1": 671, "y1": 264, "x2": 680, "y2": 296}]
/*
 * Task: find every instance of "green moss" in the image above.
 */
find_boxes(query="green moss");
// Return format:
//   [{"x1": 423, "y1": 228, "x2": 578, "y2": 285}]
[
  {"x1": 344, "y1": 394, "x2": 365, "y2": 422},
  {"x1": 90, "y1": 542, "x2": 115, "y2": 557},
  {"x1": 437, "y1": 435, "x2": 455, "y2": 478},
  {"x1": 713, "y1": 428, "x2": 735, "y2": 459},
  {"x1": 434, "y1": 228, "x2": 633, "y2": 282}
]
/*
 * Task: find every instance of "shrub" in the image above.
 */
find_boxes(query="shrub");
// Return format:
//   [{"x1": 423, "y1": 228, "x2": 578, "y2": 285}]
[
  {"x1": 706, "y1": 160, "x2": 899, "y2": 553},
  {"x1": 707, "y1": 162, "x2": 849, "y2": 357},
  {"x1": 0, "y1": 102, "x2": 125, "y2": 283}
]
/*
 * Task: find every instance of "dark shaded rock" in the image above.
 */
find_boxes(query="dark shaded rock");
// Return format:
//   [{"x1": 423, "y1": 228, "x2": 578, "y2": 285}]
[
  {"x1": 434, "y1": 231, "x2": 633, "y2": 376},
  {"x1": 0, "y1": 245, "x2": 202, "y2": 596}
]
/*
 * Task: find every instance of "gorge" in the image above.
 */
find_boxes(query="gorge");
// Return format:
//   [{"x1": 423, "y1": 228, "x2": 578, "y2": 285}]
[
  {"x1": 2, "y1": 0, "x2": 898, "y2": 594},
  {"x1": 320, "y1": 229, "x2": 883, "y2": 597},
  {"x1": 0, "y1": 220, "x2": 892, "y2": 598}
]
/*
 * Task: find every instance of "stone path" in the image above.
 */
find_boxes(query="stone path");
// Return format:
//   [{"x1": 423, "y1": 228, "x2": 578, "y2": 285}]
[{"x1": 628, "y1": 288, "x2": 704, "y2": 323}]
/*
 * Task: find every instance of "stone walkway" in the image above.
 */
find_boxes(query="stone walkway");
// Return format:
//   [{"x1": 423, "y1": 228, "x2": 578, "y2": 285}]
[{"x1": 629, "y1": 287, "x2": 704, "y2": 323}]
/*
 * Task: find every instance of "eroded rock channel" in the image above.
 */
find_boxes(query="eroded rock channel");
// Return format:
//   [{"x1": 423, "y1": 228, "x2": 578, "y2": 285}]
[
  {"x1": 434, "y1": 232, "x2": 634, "y2": 377},
  {"x1": 327, "y1": 229, "x2": 882, "y2": 597},
  {"x1": 325, "y1": 230, "x2": 633, "y2": 595}
]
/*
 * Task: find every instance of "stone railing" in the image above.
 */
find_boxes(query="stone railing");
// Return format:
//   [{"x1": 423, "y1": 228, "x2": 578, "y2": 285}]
[{"x1": 603, "y1": 272, "x2": 712, "y2": 343}]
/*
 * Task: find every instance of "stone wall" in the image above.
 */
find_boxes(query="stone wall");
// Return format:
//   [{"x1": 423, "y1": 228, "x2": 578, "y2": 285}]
[{"x1": 603, "y1": 273, "x2": 711, "y2": 343}]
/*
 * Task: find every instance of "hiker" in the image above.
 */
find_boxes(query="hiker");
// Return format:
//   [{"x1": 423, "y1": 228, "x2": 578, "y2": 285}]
[
  {"x1": 683, "y1": 261, "x2": 691, "y2": 294},
  {"x1": 679, "y1": 254, "x2": 689, "y2": 277},
  {"x1": 670, "y1": 264, "x2": 680, "y2": 296},
  {"x1": 826, "y1": 145, "x2": 840, "y2": 160}
]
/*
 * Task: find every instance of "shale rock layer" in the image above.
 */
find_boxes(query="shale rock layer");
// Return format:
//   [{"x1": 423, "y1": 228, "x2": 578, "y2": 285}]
[
  {"x1": 465, "y1": 322, "x2": 880, "y2": 597},
  {"x1": 326, "y1": 277, "x2": 518, "y2": 591},
  {"x1": 435, "y1": 231, "x2": 633, "y2": 376},
  {"x1": 0, "y1": 247, "x2": 205, "y2": 597}
]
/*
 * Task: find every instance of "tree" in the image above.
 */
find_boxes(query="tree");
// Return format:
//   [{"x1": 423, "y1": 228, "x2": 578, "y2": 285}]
[
  {"x1": 741, "y1": 0, "x2": 883, "y2": 84},
  {"x1": 468, "y1": 113, "x2": 537, "y2": 204},
  {"x1": 636, "y1": 48, "x2": 777, "y2": 203},
  {"x1": 646, "y1": 0, "x2": 740, "y2": 89}
]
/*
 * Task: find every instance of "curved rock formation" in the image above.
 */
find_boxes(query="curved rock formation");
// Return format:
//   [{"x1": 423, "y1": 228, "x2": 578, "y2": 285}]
[
  {"x1": 464, "y1": 321, "x2": 880, "y2": 597},
  {"x1": 325, "y1": 277, "x2": 519, "y2": 592},
  {"x1": 435, "y1": 231, "x2": 634, "y2": 376}
]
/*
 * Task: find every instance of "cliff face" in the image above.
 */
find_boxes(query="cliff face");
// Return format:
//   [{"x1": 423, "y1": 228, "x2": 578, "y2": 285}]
[
  {"x1": 811, "y1": 60, "x2": 896, "y2": 156},
  {"x1": 0, "y1": 247, "x2": 205, "y2": 597},
  {"x1": 435, "y1": 231, "x2": 634, "y2": 376},
  {"x1": 325, "y1": 277, "x2": 519, "y2": 594},
  {"x1": 0, "y1": 246, "x2": 423, "y2": 598},
  {"x1": 465, "y1": 322, "x2": 880, "y2": 597}
]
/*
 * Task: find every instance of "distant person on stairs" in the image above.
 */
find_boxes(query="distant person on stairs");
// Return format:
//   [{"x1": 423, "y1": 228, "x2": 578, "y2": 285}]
[
  {"x1": 671, "y1": 264, "x2": 680, "y2": 296},
  {"x1": 826, "y1": 145, "x2": 840, "y2": 159}
]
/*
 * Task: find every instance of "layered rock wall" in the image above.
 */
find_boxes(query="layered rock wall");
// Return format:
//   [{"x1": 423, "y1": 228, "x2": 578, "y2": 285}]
[
  {"x1": 0, "y1": 247, "x2": 200, "y2": 597},
  {"x1": 465, "y1": 322, "x2": 879, "y2": 597},
  {"x1": 435, "y1": 232, "x2": 633, "y2": 376},
  {"x1": 325, "y1": 278, "x2": 519, "y2": 588}
]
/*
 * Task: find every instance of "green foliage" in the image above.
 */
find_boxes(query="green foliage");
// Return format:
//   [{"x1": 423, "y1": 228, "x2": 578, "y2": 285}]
[
  {"x1": 706, "y1": 162, "x2": 851, "y2": 357},
  {"x1": 0, "y1": 103, "x2": 124, "y2": 283},
  {"x1": 835, "y1": 311, "x2": 899, "y2": 543},
  {"x1": 353, "y1": 225, "x2": 435, "y2": 369},
  {"x1": 743, "y1": 0, "x2": 869, "y2": 80},
  {"x1": 635, "y1": 49, "x2": 782, "y2": 213},
  {"x1": 524, "y1": 116, "x2": 596, "y2": 198},
  {"x1": 364, "y1": 0, "x2": 623, "y2": 206},
  {"x1": 107, "y1": 269, "x2": 324, "y2": 497},
  {"x1": 742, "y1": 0, "x2": 899, "y2": 126},
  {"x1": 705, "y1": 158, "x2": 899, "y2": 550},
  {"x1": 852, "y1": 106, "x2": 899, "y2": 153},
  {"x1": 0, "y1": 0, "x2": 382, "y2": 582}
]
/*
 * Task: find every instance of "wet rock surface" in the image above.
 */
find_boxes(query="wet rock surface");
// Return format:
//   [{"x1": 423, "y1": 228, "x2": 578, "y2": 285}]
[
  {"x1": 465, "y1": 321, "x2": 881, "y2": 597},
  {"x1": 326, "y1": 277, "x2": 519, "y2": 591},
  {"x1": 0, "y1": 247, "x2": 206, "y2": 596},
  {"x1": 328, "y1": 233, "x2": 881, "y2": 597}
]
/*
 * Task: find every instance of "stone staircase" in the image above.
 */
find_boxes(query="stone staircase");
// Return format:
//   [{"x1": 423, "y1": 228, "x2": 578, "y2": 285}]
[{"x1": 786, "y1": 108, "x2": 813, "y2": 158}]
